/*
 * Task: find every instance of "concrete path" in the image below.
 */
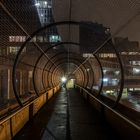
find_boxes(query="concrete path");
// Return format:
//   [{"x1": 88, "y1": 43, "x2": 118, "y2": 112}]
[{"x1": 14, "y1": 87, "x2": 122, "y2": 140}]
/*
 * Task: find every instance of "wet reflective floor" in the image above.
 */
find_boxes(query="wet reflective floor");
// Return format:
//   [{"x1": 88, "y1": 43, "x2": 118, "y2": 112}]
[{"x1": 14, "y1": 88, "x2": 122, "y2": 140}]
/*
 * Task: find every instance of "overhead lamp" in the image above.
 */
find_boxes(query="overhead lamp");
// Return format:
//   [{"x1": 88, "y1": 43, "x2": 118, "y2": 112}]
[{"x1": 61, "y1": 77, "x2": 67, "y2": 83}]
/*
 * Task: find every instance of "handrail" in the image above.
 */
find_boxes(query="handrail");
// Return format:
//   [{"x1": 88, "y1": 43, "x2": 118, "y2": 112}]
[
  {"x1": 75, "y1": 84, "x2": 140, "y2": 131},
  {"x1": 0, "y1": 86, "x2": 59, "y2": 125}
]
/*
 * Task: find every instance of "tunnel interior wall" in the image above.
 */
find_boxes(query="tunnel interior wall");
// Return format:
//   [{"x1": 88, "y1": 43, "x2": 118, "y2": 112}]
[{"x1": 0, "y1": 86, "x2": 60, "y2": 140}]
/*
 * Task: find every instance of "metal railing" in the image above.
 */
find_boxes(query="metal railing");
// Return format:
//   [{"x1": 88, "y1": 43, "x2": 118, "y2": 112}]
[{"x1": 75, "y1": 84, "x2": 140, "y2": 130}]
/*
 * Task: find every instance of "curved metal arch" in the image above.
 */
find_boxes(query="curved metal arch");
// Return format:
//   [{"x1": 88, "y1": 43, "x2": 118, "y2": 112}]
[
  {"x1": 38, "y1": 43, "x2": 102, "y2": 96},
  {"x1": 50, "y1": 59, "x2": 86, "y2": 85},
  {"x1": 12, "y1": 21, "x2": 124, "y2": 108},
  {"x1": 33, "y1": 54, "x2": 87, "y2": 94},
  {"x1": 42, "y1": 52, "x2": 90, "y2": 85},
  {"x1": 74, "y1": 69, "x2": 85, "y2": 86},
  {"x1": 46, "y1": 56, "x2": 89, "y2": 86},
  {"x1": 44, "y1": 46, "x2": 102, "y2": 96},
  {"x1": 93, "y1": 40, "x2": 124, "y2": 108},
  {"x1": 111, "y1": 43, "x2": 124, "y2": 108},
  {"x1": 51, "y1": 69, "x2": 63, "y2": 86},
  {"x1": 31, "y1": 42, "x2": 103, "y2": 101},
  {"x1": 48, "y1": 55, "x2": 93, "y2": 87},
  {"x1": 40, "y1": 51, "x2": 91, "y2": 90},
  {"x1": 42, "y1": 61, "x2": 84, "y2": 91},
  {"x1": 41, "y1": 57, "x2": 88, "y2": 92},
  {"x1": 41, "y1": 53, "x2": 86, "y2": 89},
  {"x1": 45, "y1": 46, "x2": 123, "y2": 108},
  {"x1": 52, "y1": 66, "x2": 83, "y2": 87},
  {"x1": 33, "y1": 42, "x2": 81, "y2": 79},
  {"x1": 12, "y1": 22, "x2": 82, "y2": 106},
  {"x1": 51, "y1": 62, "x2": 85, "y2": 87},
  {"x1": 93, "y1": 54, "x2": 104, "y2": 97}
]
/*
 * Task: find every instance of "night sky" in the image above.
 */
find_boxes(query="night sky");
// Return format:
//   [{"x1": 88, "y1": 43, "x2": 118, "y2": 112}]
[{"x1": 52, "y1": 0, "x2": 140, "y2": 46}]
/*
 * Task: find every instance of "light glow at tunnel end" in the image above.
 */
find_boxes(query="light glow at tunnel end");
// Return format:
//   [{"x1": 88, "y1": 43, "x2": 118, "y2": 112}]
[{"x1": 61, "y1": 76, "x2": 67, "y2": 83}]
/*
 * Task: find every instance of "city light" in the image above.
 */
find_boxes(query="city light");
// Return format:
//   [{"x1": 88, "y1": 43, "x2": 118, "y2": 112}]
[
  {"x1": 115, "y1": 71, "x2": 120, "y2": 75},
  {"x1": 133, "y1": 68, "x2": 140, "y2": 73},
  {"x1": 103, "y1": 69, "x2": 107, "y2": 74},
  {"x1": 35, "y1": 2, "x2": 40, "y2": 7},
  {"x1": 103, "y1": 78, "x2": 108, "y2": 82},
  {"x1": 44, "y1": 1, "x2": 48, "y2": 5},
  {"x1": 48, "y1": 5, "x2": 52, "y2": 8},
  {"x1": 86, "y1": 68, "x2": 90, "y2": 72}
]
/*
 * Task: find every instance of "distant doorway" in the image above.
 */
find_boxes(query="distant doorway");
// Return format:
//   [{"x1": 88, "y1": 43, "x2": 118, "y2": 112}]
[{"x1": 66, "y1": 79, "x2": 75, "y2": 89}]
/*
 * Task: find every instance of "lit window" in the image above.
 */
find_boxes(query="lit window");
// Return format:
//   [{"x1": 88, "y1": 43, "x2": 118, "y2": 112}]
[
  {"x1": 115, "y1": 71, "x2": 120, "y2": 75},
  {"x1": 9, "y1": 36, "x2": 15, "y2": 42},
  {"x1": 15, "y1": 36, "x2": 20, "y2": 42},
  {"x1": 133, "y1": 68, "x2": 140, "y2": 74},
  {"x1": 9, "y1": 47, "x2": 20, "y2": 54},
  {"x1": 121, "y1": 52, "x2": 139, "y2": 55},
  {"x1": 9, "y1": 36, "x2": 26, "y2": 42},
  {"x1": 22, "y1": 36, "x2": 26, "y2": 42},
  {"x1": 103, "y1": 78, "x2": 108, "y2": 82},
  {"x1": 130, "y1": 61, "x2": 140, "y2": 66},
  {"x1": 35, "y1": 2, "x2": 40, "y2": 7},
  {"x1": 82, "y1": 53, "x2": 93, "y2": 58},
  {"x1": 9, "y1": 46, "x2": 26, "y2": 54},
  {"x1": 99, "y1": 53, "x2": 116, "y2": 58},
  {"x1": 49, "y1": 35, "x2": 61, "y2": 43}
]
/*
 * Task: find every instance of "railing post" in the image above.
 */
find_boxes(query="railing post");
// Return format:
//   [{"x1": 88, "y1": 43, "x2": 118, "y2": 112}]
[{"x1": 29, "y1": 103, "x2": 34, "y2": 120}]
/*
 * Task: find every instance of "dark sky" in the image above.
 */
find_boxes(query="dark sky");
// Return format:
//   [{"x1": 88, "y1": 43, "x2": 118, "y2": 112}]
[{"x1": 52, "y1": 0, "x2": 140, "y2": 46}]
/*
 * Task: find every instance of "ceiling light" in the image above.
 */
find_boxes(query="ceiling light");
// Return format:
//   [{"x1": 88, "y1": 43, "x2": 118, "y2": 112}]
[{"x1": 61, "y1": 77, "x2": 67, "y2": 83}]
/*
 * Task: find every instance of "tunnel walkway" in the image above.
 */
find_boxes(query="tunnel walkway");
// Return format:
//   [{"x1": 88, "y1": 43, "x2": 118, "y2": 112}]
[{"x1": 13, "y1": 88, "x2": 122, "y2": 140}]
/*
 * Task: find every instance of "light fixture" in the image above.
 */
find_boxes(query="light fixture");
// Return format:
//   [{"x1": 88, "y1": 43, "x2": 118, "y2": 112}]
[{"x1": 61, "y1": 77, "x2": 67, "y2": 83}]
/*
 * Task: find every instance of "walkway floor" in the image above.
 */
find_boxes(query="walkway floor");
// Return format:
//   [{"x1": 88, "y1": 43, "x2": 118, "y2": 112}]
[{"x1": 14, "y1": 88, "x2": 122, "y2": 140}]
